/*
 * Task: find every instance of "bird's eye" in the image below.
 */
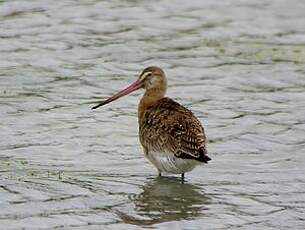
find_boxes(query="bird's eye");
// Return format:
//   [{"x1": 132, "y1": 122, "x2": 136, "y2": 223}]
[{"x1": 139, "y1": 72, "x2": 153, "y2": 81}]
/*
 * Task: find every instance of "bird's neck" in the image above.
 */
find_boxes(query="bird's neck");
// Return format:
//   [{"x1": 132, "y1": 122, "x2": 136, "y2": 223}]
[{"x1": 138, "y1": 87, "x2": 166, "y2": 121}]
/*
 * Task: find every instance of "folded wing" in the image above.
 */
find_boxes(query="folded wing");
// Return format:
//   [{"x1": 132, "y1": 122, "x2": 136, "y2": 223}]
[{"x1": 139, "y1": 98, "x2": 210, "y2": 163}]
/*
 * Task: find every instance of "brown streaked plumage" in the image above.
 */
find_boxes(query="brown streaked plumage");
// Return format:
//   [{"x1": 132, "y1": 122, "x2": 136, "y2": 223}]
[{"x1": 92, "y1": 66, "x2": 211, "y2": 180}]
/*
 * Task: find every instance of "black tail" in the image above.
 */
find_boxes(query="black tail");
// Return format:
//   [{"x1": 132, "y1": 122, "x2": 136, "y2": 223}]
[
  {"x1": 199, "y1": 148, "x2": 211, "y2": 163},
  {"x1": 175, "y1": 148, "x2": 211, "y2": 163}
]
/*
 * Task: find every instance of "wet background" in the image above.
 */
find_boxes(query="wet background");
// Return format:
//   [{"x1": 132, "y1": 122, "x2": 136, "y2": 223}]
[{"x1": 1, "y1": 0, "x2": 305, "y2": 229}]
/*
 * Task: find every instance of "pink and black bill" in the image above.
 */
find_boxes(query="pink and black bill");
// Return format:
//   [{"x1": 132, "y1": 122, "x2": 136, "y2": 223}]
[{"x1": 91, "y1": 79, "x2": 144, "y2": 110}]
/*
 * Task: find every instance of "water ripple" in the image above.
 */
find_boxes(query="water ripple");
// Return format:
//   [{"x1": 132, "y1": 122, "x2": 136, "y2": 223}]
[{"x1": 1, "y1": 0, "x2": 305, "y2": 229}]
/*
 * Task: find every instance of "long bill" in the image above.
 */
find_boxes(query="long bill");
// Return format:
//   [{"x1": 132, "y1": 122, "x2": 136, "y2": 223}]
[{"x1": 91, "y1": 80, "x2": 144, "y2": 110}]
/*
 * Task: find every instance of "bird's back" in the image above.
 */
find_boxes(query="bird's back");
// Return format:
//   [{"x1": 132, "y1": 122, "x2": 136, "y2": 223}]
[{"x1": 139, "y1": 97, "x2": 209, "y2": 163}]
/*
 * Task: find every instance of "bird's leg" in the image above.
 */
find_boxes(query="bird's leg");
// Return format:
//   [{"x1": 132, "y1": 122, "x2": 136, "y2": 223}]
[{"x1": 181, "y1": 173, "x2": 185, "y2": 183}]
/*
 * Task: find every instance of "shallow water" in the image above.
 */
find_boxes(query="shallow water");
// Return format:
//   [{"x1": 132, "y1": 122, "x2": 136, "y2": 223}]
[{"x1": 1, "y1": 0, "x2": 305, "y2": 229}]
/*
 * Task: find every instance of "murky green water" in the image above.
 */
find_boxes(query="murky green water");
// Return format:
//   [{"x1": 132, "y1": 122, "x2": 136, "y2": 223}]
[{"x1": 1, "y1": 0, "x2": 305, "y2": 229}]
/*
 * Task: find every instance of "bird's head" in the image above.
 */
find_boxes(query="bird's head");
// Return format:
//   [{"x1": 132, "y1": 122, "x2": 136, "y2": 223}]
[
  {"x1": 137, "y1": 66, "x2": 167, "y2": 91},
  {"x1": 91, "y1": 66, "x2": 167, "y2": 110}
]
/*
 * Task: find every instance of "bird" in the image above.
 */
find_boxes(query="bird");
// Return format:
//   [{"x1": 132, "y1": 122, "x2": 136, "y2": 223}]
[{"x1": 92, "y1": 66, "x2": 211, "y2": 181}]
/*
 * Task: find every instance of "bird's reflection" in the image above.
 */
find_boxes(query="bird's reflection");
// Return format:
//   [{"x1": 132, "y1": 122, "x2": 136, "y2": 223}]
[{"x1": 117, "y1": 176, "x2": 211, "y2": 226}]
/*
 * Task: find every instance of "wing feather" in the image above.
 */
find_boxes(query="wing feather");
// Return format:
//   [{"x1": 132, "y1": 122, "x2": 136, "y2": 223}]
[{"x1": 139, "y1": 98, "x2": 210, "y2": 162}]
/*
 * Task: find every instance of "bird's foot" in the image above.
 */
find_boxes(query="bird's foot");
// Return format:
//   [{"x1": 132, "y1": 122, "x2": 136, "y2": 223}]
[{"x1": 181, "y1": 173, "x2": 185, "y2": 184}]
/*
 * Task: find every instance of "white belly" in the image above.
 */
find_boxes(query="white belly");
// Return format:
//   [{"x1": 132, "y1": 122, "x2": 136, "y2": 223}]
[{"x1": 146, "y1": 151, "x2": 200, "y2": 174}]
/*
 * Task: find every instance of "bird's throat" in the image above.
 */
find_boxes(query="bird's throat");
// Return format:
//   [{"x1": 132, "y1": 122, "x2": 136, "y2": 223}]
[{"x1": 138, "y1": 88, "x2": 166, "y2": 122}]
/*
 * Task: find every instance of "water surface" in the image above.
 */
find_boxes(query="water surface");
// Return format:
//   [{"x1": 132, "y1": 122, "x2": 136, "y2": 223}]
[{"x1": 1, "y1": 0, "x2": 305, "y2": 229}]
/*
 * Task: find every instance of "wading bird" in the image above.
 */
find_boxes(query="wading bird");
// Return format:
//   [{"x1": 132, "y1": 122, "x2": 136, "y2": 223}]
[{"x1": 92, "y1": 67, "x2": 211, "y2": 181}]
